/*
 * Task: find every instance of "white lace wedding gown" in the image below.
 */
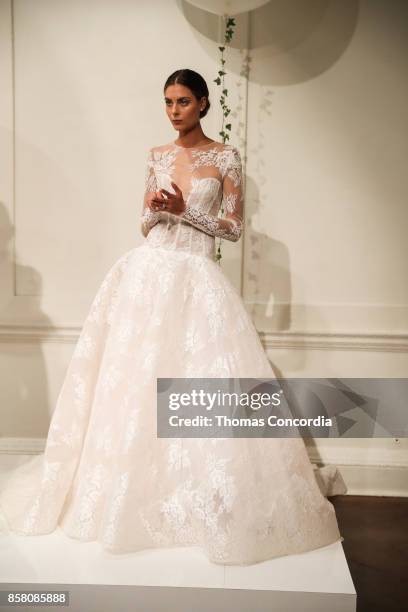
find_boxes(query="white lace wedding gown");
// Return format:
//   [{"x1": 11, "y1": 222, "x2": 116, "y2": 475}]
[{"x1": 0, "y1": 141, "x2": 346, "y2": 565}]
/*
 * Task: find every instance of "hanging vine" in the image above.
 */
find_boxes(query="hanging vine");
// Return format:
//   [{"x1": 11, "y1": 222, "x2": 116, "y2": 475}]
[{"x1": 213, "y1": 16, "x2": 236, "y2": 264}]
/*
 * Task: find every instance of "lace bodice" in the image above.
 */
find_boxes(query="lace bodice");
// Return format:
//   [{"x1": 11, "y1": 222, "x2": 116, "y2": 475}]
[{"x1": 141, "y1": 141, "x2": 244, "y2": 259}]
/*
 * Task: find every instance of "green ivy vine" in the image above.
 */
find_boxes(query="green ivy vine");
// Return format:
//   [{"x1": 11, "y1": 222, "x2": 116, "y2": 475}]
[{"x1": 213, "y1": 16, "x2": 236, "y2": 264}]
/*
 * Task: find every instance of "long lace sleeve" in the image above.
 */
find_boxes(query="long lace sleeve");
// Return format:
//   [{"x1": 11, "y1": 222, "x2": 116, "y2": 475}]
[
  {"x1": 180, "y1": 147, "x2": 244, "y2": 242},
  {"x1": 141, "y1": 149, "x2": 162, "y2": 238}
]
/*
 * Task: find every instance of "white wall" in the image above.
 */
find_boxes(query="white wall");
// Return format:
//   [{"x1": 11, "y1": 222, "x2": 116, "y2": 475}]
[
  {"x1": 242, "y1": 0, "x2": 408, "y2": 495},
  {"x1": 244, "y1": 0, "x2": 408, "y2": 337},
  {"x1": 0, "y1": 0, "x2": 407, "y2": 495}
]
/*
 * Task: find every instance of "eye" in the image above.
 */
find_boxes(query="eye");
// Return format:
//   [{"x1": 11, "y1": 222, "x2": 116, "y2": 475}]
[{"x1": 164, "y1": 98, "x2": 190, "y2": 106}]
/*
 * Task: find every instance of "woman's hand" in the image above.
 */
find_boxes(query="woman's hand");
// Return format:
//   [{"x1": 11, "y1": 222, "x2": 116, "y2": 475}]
[{"x1": 149, "y1": 182, "x2": 186, "y2": 215}]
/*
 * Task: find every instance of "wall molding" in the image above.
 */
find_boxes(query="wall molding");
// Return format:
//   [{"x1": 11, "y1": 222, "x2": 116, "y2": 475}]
[
  {"x1": 0, "y1": 437, "x2": 45, "y2": 454},
  {"x1": 307, "y1": 443, "x2": 408, "y2": 469},
  {"x1": 1, "y1": 324, "x2": 407, "y2": 353},
  {"x1": 308, "y1": 442, "x2": 408, "y2": 497},
  {"x1": 0, "y1": 324, "x2": 81, "y2": 344},
  {"x1": 1, "y1": 437, "x2": 406, "y2": 497},
  {"x1": 260, "y1": 330, "x2": 408, "y2": 353}
]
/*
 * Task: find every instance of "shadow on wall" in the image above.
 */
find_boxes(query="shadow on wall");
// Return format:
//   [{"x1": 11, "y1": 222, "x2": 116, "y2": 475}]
[
  {"x1": 179, "y1": 0, "x2": 360, "y2": 84},
  {"x1": 180, "y1": 0, "x2": 360, "y2": 338},
  {"x1": 244, "y1": 174, "x2": 292, "y2": 332},
  {"x1": 0, "y1": 115, "x2": 102, "y2": 440},
  {"x1": 0, "y1": 202, "x2": 52, "y2": 439}
]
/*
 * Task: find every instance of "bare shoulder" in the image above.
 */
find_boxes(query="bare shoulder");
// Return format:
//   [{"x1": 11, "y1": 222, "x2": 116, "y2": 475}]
[{"x1": 150, "y1": 142, "x2": 175, "y2": 153}]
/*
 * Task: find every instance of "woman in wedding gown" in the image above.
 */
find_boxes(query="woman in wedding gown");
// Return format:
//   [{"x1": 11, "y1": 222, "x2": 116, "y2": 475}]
[{"x1": 0, "y1": 69, "x2": 346, "y2": 566}]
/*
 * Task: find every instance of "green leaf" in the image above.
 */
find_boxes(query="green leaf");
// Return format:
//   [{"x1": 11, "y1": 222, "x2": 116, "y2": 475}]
[
  {"x1": 218, "y1": 46, "x2": 225, "y2": 52},
  {"x1": 213, "y1": 77, "x2": 221, "y2": 85},
  {"x1": 225, "y1": 123, "x2": 231, "y2": 130}
]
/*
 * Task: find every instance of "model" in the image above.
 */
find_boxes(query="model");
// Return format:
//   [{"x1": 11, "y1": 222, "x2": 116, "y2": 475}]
[{"x1": 0, "y1": 69, "x2": 346, "y2": 565}]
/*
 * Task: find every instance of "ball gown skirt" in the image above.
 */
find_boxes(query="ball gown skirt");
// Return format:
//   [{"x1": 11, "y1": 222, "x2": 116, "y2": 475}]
[{"x1": 0, "y1": 241, "x2": 346, "y2": 566}]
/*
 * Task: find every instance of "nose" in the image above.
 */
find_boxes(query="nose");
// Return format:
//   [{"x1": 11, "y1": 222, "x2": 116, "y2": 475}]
[{"x1": 169, "y1": 103, "x2": 180, "y2": 117}]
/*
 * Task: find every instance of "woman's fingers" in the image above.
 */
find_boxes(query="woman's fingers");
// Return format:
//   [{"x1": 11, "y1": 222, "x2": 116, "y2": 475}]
[
  {"x1": 149, "y1": 185, "x2": 183, "y2": 212},
  {"x1": 151, "y1": 192, "x2": 164, "y2": 204},
  {"x1": 170, "y1": 181, "x2": 182, "y2": 195},
  {"x1": 159, "y1": 189, "x2": 174, "y2": 199},
  {"x1": 150, "y1": 191, "x2": 169, "y2": 211}
]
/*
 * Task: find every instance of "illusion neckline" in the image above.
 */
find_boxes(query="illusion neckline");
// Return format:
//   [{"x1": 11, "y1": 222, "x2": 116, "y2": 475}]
[{"x1": 172, "y1": 140, "x2": 219, "y2": 150}]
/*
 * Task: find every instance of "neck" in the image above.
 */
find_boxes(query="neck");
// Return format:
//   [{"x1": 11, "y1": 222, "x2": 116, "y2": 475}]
[{"x1": 175, "y1": 124, "x2": 211, "y2": 148}]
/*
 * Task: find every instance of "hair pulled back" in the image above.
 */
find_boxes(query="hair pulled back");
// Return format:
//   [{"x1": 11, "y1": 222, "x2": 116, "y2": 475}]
[{"x1": 164, "y1": 69, "x2": 211, "y2": 118}]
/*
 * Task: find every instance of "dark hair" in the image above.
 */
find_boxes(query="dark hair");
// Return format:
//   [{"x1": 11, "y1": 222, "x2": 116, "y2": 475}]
[{"x1": 164, "y1": 69, "x2": 211, "y2": 118}]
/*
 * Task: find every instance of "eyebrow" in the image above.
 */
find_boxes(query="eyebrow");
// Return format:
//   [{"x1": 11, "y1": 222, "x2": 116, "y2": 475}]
[{"x1": 164, "y1": 96, "x2": 191, "y2": 101}]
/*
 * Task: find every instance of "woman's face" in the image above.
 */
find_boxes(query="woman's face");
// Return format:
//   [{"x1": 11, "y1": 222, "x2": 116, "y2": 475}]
[{"x1": 164, "y1": 84, "x2": 206, "y2": 132}]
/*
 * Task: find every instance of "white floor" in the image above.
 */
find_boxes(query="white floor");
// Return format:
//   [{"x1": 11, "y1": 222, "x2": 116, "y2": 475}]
[{"x1": 0, "y1": 455, "x2": 356, "y2": 612}]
